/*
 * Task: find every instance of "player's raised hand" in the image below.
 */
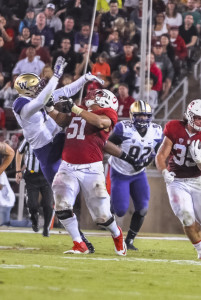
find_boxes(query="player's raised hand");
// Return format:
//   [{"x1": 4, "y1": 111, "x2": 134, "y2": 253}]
[
  {"x1": 54, "y1": 56, "x2": 67, "y2": 79},
  {"x1": 189, "y1": 140, "x2": 201, "y2": 164},
  {"x1": 59, "y1": 96, "x2": 74, "y2": 113},
  {"x1": 45, "y1": 95, "x2": 55, "y2": 113},
  {"x1": 85, "y1": 72, "x2": 104, "y2": 86}
]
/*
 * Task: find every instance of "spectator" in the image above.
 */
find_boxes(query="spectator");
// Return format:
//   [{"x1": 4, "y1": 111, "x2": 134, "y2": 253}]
[
  {"x1": 153, "y1": 12, "x2": 168, "y2": 37},
  {"x1": 74, "y1": 23, "x2": 99, "y2": 53},
  {"x1": 92, "y1": 51, "x2": 111, "y2": 78},
  {"x1": 129, "y1": 0, "x2": 143, "y2": 32},
  {"x1": 0, "y1": 75, "x2": 18, "y2": 108},
  {"x1": 103, "y1": 29, "x2": 123, "y2": 57},
  {"x1": 12, "y1": 45, "x2": 45, "y2": 76},
  {"x1": 160, "y1": 33, "x2": 175, "y2": 64},
  {"x1": 152, "y1": 0, "x2": 166, "y2": 14},
  {"x1": 28, "y1": 0, "x2": 50, "y2": 15},
  {"x1": 123, "y1": 20, "x2": 140, "y2": 50},
  {"x1": 182, "y1": 0, "x2": 201, "y2": 31},
  {"x1": 30, "y1": 12, "x2": 54, "y2": 47},
  {"x1": 44, "y1": 3, "x2": 62, "y2": 33},
  {"x1": 152, "y1": 40, "x2": 174, "y2": 101},
  {"x1": 113, "y1": 17, "x2": 126, "y2": 40},
  {"x1": 74, "y1": 43, "x2": 96, "y2": 80},
  {"x1": 169, "y1": 26, "x2": 188, "y2": 79},
  {"x1": 19, "y1": 34, "x2": 51, "y2": 64},
  {"x1": 97, "y1": 0, "x2": 122, "y2": 12},
  {"x1": 179, "y1": 13, "x2": 198, "y2": 69},
  {"x1": 40, "y1": 64, "x2": 53, "y2": 80},
  {"x1": 117, "y1": 82, "x2": 135, "y2": 118},
  {"x1": 146, "y1": 53, "x2": 163, "y2": 92},
  {"x1": 52, "y1": 16, "x2": 75, "y2": 52},
  {"x1": 110, "y1": 40, "x2": 139, "y2": 72},
  {"x1": 165, "y1": 0, "x2": 183, "y2": 30},
  {"x1": 52, "y1": 38, "x2": 77, "y2": 76},
  {"x1": 99, "y1": 0, "x2": 128, "y2": 42},
  {"x1": 0, "y1": 36, "x2": 15, "y2": 82},
  {"x1": 0, "y1": 15, "x2": 15, "y2": 53},
  {"x1": 0, "y1": 107, "x2": 6, "y2": 130},
  {"x1": 18, "y1": 7, "x2": 36, "y2": 34},
  {"x1": 15, "y1": 27, "x2": 31, "y2": 56}
]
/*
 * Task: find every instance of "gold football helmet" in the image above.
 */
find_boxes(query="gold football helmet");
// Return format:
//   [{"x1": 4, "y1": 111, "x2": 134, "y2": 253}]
[
  {"x1": 130, "y1": 100, "x2": 152, "y2": 129},
  {"x1": 14, "y1": 73, "x2": 41, "y2": 97}
]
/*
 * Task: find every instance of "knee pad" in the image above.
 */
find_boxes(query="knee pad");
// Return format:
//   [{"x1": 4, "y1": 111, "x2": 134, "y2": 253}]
[
  {"x1": 137, "y1": 208, "x2": 148, "y2": 217},
  {"x1": 55, "y1": 209, "x2": 73, "y2": 220},
  {"x1": 96, "y1": 216, "x2": 114, "y2": 228},
  {"x1": 179, "y1": 211, "x2": 195, "y2": 227}
]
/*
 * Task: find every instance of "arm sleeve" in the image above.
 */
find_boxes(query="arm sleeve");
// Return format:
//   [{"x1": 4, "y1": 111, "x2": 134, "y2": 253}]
[
  {"x1": 52, "y1": 75, "x2": 87, "y2": 102},
  {"x1": 20, "y1": 75, "x2": 59, "y2": 119},
  {"x1": 18, "y1": 139, "x2": 28, "y2": 154}
]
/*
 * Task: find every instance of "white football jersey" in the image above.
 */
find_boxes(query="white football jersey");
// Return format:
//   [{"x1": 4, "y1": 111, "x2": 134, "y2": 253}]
[
  {"x1": 109, "y1": 120, "x2": 163, "y2": 176},
  {"x1": 13, "y1": 96, "x2": 62, "y2": 149}
]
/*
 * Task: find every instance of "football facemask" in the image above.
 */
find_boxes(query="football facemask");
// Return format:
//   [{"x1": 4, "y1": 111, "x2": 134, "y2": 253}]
[
  {"x1": 185, "y1": 99, "x2": 201, "y2": 131},
  {"x1": 84, "y1": 89, "x2": 118, "y2": 111},
  {"x1": 14, "y1": 73, "x2": 42, "y2": 97},
  {"x1": 130, "y1": 100, "x2": 152, "y2": 129}
]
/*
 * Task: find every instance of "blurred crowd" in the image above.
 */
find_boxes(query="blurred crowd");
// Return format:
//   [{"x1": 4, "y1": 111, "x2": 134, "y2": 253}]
[{"x1": 0, "y1": 0, "x2": 200, "y2": 133}]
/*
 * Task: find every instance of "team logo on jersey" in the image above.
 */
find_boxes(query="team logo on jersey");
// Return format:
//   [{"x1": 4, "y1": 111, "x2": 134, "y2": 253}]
[{"x1": 179, "y1": 138, "x2": 184, "y2": 144}]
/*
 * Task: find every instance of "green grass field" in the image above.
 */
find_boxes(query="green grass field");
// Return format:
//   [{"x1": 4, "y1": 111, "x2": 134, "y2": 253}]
[{"x1": 0, "y1": 229, "x2": 201, "y2": 300}]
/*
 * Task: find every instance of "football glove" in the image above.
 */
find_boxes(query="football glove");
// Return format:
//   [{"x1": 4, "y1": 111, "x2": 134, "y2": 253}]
[
  {"x1": 189, "y1": 140, "x2": 201, "y2": 164},
  {"x1": 54, "y1": 56, "x2": 67, "y2": 79},
  {"x1": 59, "y1": 96, "x2": 83, "y2": 115},
  {"x1": 45, "y1": 95, "x2": 54, "y2": 113},
  {"x1": 120, "y1": 152, "x2": 152, "y2": 171},
  {"x1": 85, "y1": 72, "x2": 104, "y2": 86},
  {"x1": 162, "y1": 169, "x2": 176, "y2": 184}
]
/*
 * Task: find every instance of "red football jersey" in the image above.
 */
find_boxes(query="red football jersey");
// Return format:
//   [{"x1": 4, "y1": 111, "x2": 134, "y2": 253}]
[
  {"x1": 62, "y1": 107, "x2": 118, "y2": 164},
  {"x1": 164, "y1": 120, "x2": 201, "y2": 178}
]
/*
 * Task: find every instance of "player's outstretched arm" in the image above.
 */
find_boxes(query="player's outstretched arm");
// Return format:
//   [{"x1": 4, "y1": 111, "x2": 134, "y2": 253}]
[
  {"x1": 53, "y1": 72, "x2": 104, "y2": 102},
  {"x1": 0, "y1": 142, "x2": 15, "y2": 175},
  {"x1": 189, "y1": 140, "x2": 201, "y2": 170},
  {"x1": 20, "y1": 57, "x2": 66, "y2": 119}
]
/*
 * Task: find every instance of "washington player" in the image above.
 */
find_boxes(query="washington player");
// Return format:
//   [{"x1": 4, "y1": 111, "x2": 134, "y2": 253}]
[
  {"x1": 108, "y1": 100, "x2": 163, "y2": 250},
  {"x1": 156, "y1": 99, "x2": 201, "y2": 259},
  {"x1": 48, "y1": 89, "x2": 127, "y2": 255},
  {"x1": 12, "y1": 56, "x2": 103, "y2": 246}
]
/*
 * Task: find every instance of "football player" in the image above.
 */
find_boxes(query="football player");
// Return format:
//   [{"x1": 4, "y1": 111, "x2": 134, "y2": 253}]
[
  {"x1": 48, "y1": 89, "x2": 127, "y2": 256},
  {"x1": 156, "y1": 99, "x2": 201, "y2": 259},
  {"x1": 12, "y1": 56, "x2": 103, "y2": 248},
  {"x1": 108, "y1": 100, "x2": 163, "y2": 250}
]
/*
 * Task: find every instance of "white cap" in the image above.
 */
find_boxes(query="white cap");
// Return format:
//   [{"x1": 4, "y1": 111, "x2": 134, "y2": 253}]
[{"x1": 46, "y1": 3, "x2": 55, "y2": 10}]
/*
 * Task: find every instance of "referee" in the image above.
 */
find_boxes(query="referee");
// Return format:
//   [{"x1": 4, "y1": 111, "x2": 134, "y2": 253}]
[{"x1": 15, "y1": 138, "x2": 54, "y2": 237}]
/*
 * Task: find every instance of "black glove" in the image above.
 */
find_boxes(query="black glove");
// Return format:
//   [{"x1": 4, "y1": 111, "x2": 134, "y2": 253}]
[
  {"x1": 45, "y1": 95, "x2": 54, "y2": 113},
  {"x1": 59, "y1": 96, "x2": 74, "y2": 113},
  {"x1": 120, "y1": 152, "x2": 153, "y2": 171}
]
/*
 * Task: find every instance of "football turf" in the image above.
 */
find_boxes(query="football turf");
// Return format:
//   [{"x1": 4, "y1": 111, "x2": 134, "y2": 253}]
[{"x1": 0, "y1": 229, "x2": 201, "y2": 300}]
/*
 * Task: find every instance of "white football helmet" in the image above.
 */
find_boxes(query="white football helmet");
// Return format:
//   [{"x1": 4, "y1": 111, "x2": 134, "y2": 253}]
[
  {"x1": 84, "y1": 89, "x2": 118, "y2": 111},
  {"x1": 14, "y1": 73, "x2": 41, "y2": 97},
  {"x1": 185, "y1": 99, "x2": 201, "y2": 131}
]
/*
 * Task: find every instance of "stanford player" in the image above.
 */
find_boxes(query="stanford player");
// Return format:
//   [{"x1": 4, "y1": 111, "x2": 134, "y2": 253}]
[
  {"x1": 156, "y1": 99, "x2": 201, "y2": 259},
  {"x1": 48, "y1": 89, "x2": 127, "y2": 256}
]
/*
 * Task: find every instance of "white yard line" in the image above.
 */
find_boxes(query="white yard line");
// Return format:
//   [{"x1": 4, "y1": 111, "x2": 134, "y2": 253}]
[
  {"x1": 62, "y1": 256, "x2": 201, "y2": 266},
  {"x1": 0, "y1": 228, "x2": 188, "y2": 240}
]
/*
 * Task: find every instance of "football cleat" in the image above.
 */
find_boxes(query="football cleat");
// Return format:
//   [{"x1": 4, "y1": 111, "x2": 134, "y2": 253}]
[
  {"x1": 63, "y1": 241, "x2": 89, "y2": 254},
  {"x1": 112, "y1": 226, "x2": 127, "y2": 256},
  {"x1": 30, "y1": 212, "x2": 39, "y2": 232},
  {"x1": 42, "y1": 226, "x2": 50, "y2": 237},
  {"x1": 79, "y1": 230, "x2": 95, "y2": 253},
  {"x1": 125, "y1": 241, "x2": 138, "y2": 251}
]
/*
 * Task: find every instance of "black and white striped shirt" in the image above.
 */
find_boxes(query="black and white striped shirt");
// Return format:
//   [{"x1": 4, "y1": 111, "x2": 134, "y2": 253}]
[{"x1": 18, "y1": 139, "x2": 40, "y2": 173}]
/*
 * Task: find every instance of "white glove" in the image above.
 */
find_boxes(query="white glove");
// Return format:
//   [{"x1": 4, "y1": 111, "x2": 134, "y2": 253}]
[
  {"x1": 189, "y1": 140, "x2": 201, "y2": 164},
  {"x1": 54, "y1": 56, "x2": 67, "y2": 79},
  {"x1": 162, "y1": 169, "x2": 176, "y2": 184},
  {"x1": 85, "y1": 72, "x2": 104, "y2": 85}
]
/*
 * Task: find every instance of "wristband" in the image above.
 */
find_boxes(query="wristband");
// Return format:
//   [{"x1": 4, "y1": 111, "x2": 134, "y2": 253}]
[
  {"x1": 16, "y1": 170, "x2": 22, "y2": 173},
  {"x1": 71, "y1": 105, "x2": 83, "y2": 116}
]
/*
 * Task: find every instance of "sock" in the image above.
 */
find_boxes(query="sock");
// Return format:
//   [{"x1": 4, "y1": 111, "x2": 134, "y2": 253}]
[
  {"x1": 59, "y1": 214, "x2": 82, "y2": 243},
  {"x1": 193, "y1": 240, "x2": 201, "y2": 258},
  {"x1": 126, "y1": 212, "x2": 145, "y2": 242},
  {"x1": 106, "y1": 220, "x2": 120, "y2": 238}
]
